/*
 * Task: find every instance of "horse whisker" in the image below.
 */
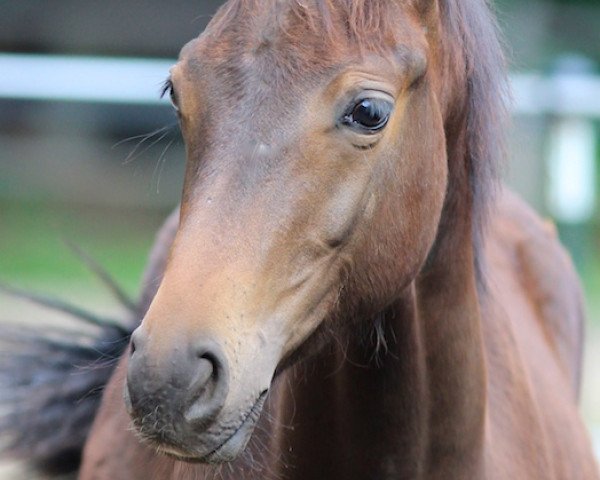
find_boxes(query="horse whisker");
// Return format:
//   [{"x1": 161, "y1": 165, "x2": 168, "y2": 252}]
[
  {"x1": 153, "y1": 138, "x2": 176, "y2": 194},
  {"x1": 112, "y1": 124, "x2": 172, "y2": 149},
  {"x1": 123, "y1": 128, "x2": 171, "y2": 165}
]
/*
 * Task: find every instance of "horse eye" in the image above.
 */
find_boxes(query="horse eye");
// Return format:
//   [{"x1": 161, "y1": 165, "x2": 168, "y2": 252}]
[
  {"x1": 161, "y1": 79, "x2": 179, "y2": 112},
  {"x1": 344, "y1": 98, "x2": 393, "y2": 132}
]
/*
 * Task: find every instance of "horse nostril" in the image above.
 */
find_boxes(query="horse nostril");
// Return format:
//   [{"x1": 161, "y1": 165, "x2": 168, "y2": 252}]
[
  {"x1": 198, "y1": 349, "x2": 222, "y2": 374},
  {"x1": 129, "y1": 328, "x2": 146, "y2": 358},
  {"x1": 125, "y1": 335, "x2": 229, "y2": 431},
  {"x1": 192, "y1": 353, "x2": 216, "y2": 388},
  {"x1": 129, "y1": 338, "x2": 136, "y2": 356},
  {"x1": 191, "y1": 349, "x2": 223, "y2": 392},
  {"x1": 184, "y1": 344, "x2": 229, "y2": 424}
]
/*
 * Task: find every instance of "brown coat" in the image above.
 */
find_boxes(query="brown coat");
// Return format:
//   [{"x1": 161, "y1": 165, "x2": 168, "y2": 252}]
[{"x1": 80, "y1": 190, "x2": 598, "y2": 480}]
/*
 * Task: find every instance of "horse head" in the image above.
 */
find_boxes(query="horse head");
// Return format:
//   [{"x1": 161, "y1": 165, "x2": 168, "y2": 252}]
[{"x1": 125, "y1": 0, "x2": 477, "y2": 462}]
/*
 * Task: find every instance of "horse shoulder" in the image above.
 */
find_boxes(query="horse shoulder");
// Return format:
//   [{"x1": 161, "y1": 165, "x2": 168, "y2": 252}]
[
  {"x1": 485, "y1": 189, "x2": 584, "y2": 396},
  {"x1": 481, "y1": 190, "x2": 599, "y2": 479}
]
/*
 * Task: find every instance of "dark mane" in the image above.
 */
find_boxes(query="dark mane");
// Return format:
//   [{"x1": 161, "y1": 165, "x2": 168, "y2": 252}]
[{"x1": 440, "y1": 0, "x2": 508, "y2": 284}]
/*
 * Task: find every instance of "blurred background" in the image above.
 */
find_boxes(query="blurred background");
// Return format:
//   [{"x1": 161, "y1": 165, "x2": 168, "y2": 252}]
[{"x1": 0, "y1": 0, "x2": 599, "y2": 466}]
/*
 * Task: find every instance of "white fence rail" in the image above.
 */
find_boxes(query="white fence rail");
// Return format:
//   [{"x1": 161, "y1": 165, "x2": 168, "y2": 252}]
[
  {"x1": 512, "y1": 73, "x2": 600, "y2": 118},
  {"x1": 0, "y1": 53, "x2": 598, "y2": 223},
  {"x1": 1, "y1": 53, "x2": 600, "y2": 118},
  {"x1": 0, "y1": 54, "x2": 174, "y2": 105}
]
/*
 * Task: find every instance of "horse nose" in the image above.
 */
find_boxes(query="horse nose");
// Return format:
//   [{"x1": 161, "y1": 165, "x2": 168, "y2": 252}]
[{"x1": 125, "y1": 327, "x2": 230, "y2": 431}]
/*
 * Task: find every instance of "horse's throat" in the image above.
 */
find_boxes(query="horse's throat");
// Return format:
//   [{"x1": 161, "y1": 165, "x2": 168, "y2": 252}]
[{"x1": 265, "y1": 240, "x2": 488, "y2": 479}]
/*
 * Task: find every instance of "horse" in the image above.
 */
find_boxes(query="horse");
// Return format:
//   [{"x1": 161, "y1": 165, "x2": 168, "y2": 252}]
[{"x1": 1, "y1": 0, "x2": 599, "y2": 478}]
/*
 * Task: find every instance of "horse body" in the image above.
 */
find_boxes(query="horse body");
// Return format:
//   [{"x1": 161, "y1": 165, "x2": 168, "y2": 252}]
[
  {"x1": 79, "y1": 0, "x2": 599, "y2": 478},
  {"x1": 79, "y1": 193, "x2": 597, "y2": 480},
  {"x1": 1, "y1": 1, "x2": 599, "y2": 479}
]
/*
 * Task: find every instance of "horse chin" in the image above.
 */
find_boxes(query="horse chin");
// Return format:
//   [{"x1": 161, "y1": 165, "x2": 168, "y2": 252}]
[
  {"x1": 200, "y1": 390, "x2": 268, "y2": 464},
  {"x1": 155, "y1": 390, "x2": 268, "y2": 465}
]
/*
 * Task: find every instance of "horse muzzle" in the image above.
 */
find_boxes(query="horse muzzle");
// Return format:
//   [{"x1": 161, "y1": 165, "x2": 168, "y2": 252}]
[{"x1": 124, "y1": 327, "x2": 261, "y2": 462}]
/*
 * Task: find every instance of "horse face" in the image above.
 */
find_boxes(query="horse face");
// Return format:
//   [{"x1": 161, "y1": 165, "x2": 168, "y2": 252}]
[{"x1": 125, "y1": 1, "x2": 447, "y2": 463}]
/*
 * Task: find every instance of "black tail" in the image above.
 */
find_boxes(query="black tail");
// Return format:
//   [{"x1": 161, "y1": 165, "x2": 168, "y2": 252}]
[{"x1": 0, "y1": 247, "x2": 139, "y2": 477}]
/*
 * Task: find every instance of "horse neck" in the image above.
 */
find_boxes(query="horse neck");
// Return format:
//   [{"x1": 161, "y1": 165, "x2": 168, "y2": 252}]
[
  {"x1": 414, "y1": 212, "x2": 488, "y2": 478},
  {"x1": 365, "y1": 243, "x2": 486, "y2": 479},
  {"x1": 266, "y1": 155, "x2": 488, "y2": 480}
]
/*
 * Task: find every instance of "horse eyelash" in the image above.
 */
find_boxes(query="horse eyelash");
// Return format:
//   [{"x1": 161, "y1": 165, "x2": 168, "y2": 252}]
[{"x1": 160, "y1": 78, "x2": 173, "y2": 99}]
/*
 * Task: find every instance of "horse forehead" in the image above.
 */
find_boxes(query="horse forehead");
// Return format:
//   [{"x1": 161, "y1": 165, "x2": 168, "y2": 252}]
[
  {"x1": 177, "y1": 0, "x2": 426, "y2": 89},
  {"x1": 180, "y1": 29, "x2": 339, "y2": 90},
  {"x1": 175, "y1": 38, "x2": 340, "y2": 131},
  {"x1": 177, "y1": 2, "x2": 370, "y2": 80}
]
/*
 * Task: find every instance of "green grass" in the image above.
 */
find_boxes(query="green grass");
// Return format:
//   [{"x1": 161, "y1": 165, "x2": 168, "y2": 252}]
[
  {"x1": 556, "y1": 223, "x2": 600, "y2": 326},
  {"x1": 582, "y1": 256, "x2": 600, "y2": 326},
  {"x1": 0, "y1": 201, "x2": 169, "y2": 299}
]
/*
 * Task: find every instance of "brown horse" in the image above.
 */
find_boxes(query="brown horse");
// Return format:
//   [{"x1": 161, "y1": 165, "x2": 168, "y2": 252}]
[{"x1": 1, "y1": 0, "x2": 598, "y2": 479}]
